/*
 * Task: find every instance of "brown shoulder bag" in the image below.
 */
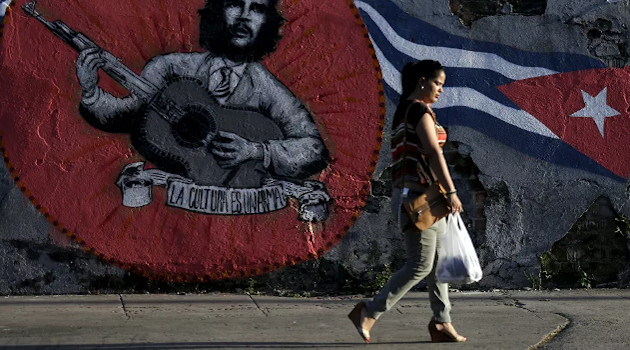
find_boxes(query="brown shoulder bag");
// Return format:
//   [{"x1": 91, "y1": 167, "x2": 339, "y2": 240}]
[{"x1": 402, "y1": 182, "x2": 450, "y2": 231}]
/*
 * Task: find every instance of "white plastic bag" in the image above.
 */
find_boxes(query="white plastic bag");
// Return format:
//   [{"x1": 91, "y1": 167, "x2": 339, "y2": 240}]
[{"x1": 436, "y1": 213, "x2": 483, "y2": 284}]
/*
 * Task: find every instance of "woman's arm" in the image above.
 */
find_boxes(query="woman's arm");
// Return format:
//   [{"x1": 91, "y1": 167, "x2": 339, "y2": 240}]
[{"x1": 416, "y1": 113, "x2": 463, "y2": 213}]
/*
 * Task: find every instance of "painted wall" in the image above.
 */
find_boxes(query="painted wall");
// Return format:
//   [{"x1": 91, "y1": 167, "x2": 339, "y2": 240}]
[
  {"x1": 1, "y1": 0, "x2": 629, "y2": 294},
  {"x1": 336, "y1": 0, "x2": 630, "y2": 289}
]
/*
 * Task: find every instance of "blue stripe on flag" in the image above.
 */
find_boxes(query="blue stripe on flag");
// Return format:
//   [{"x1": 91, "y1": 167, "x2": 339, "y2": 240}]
[
  {"x1": 358, "y1": 0, "x2": 605, "y2": 72},
  {"x1": 439, "y1": 106, "x2": 624, "y2": 181},
  {"x1": 366, "y1": 19, "x2": 519, "y2": 107}
]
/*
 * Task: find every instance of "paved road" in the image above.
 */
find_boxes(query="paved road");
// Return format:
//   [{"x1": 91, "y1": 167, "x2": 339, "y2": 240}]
[{"x1": 0, "y1": 289, "x2": 629, "y2": 349}]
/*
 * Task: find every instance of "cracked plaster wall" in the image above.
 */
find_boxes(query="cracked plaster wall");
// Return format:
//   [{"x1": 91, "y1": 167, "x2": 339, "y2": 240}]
[{"x1": 1, "y1": 0, "x2": 630, "y2": 294}]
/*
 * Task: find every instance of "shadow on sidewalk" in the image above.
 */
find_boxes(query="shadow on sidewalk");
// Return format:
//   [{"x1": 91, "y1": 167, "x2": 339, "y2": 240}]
[
  {"x1": 2, "y1": 292, "x2": 629, "y2": 307},
  {"x1": 0, "y1": 341, "x2": 430, "y2": 349}
]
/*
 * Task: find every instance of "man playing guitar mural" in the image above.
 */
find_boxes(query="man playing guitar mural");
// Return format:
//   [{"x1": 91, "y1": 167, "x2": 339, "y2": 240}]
[{"x1": 75, "y1": 0, "x2": 329, "y2": 189}]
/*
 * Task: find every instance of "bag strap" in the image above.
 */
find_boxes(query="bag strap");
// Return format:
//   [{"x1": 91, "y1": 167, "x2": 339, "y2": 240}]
[
  {"x1": 400, "y1": 101, "x2": 416, "y2": 188},
  {"x1": 401, "y1": 100, "x2": 438, "y2": 186},
  {"x1": 401, "y1": 101, "x2": 413, "y2": 165}
]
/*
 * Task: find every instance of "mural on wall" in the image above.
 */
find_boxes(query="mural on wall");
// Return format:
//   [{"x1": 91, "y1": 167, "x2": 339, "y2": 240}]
[
  {"x1": 23, "y1": 0, "x2": 331, "y2": 220},
  {"x1": 358, "y1": 0, "x2": 630, "y2": 181},
  {"x1": 0, "y1": 0, "x2": 384, "y2": 280}
]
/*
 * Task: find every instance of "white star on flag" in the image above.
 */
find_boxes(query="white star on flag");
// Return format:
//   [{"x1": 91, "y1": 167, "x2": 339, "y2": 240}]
[{"x1": 570, "y1": 87, "x2": 620, "y2": 137}]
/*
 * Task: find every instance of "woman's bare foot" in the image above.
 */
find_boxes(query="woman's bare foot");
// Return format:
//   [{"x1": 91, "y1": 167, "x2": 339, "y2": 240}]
[
  {"x1": 360, "y1": 306, "x2": 376, "y2": 335},
  {"x1": 348, "y1": 302, "x2": 376, "y2": 343},
  {"x1": 428, "y1": 320, "x2": 467, "y2": 342}
]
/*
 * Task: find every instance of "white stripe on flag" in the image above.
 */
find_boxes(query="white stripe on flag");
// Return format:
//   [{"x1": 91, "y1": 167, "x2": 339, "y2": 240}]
[
  {"x1": 372, "y1": 37, "x2": 402, "y2": 94},
  {"x1": 433, "y1": 87, "x2": 559, "y2": 138},
  {"x1": 0, "y1": 1, "x2": 9, "y2": 19},
  {"x1": 356, "y1": 1, "x2": 558, "y2": 80},
  {"x1": 372, "y1": 36, "x2": 558, "y2": 139}
]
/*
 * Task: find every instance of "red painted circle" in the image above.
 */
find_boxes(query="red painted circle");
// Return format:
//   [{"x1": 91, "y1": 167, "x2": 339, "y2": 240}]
[{"x1": 0, "y1": 0, "x2": 383, "y2": 280}]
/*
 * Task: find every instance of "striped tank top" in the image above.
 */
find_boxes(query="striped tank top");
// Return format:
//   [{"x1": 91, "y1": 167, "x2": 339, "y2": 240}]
[{"x1": 391, "y1": 100, "x2": 447, "y2": 190}]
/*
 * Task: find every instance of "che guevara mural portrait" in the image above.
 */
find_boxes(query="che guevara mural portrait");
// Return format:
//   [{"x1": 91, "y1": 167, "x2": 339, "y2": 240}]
[
  {"x1": 0, "y1": 0, "x2": 383, "y2": 279},
  {"x1": 73, "y1": 0, "x2": 331, "y2": 217}
]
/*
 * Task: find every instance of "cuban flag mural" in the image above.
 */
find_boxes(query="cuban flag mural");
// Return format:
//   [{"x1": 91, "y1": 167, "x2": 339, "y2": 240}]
[{"x1": 356, "y1": 0, "x2": 630, "y2": 182}]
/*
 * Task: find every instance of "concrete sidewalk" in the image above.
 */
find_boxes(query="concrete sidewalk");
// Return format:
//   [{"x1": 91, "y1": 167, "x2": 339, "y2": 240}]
[{"x1": 0, "y1": 289, "x2": 629, "y2": 349}]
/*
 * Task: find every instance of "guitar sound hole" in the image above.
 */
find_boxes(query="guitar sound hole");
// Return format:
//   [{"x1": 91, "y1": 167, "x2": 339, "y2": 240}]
[{"x1": 172, "y1": 106, "x2": 217, "y2": 148}]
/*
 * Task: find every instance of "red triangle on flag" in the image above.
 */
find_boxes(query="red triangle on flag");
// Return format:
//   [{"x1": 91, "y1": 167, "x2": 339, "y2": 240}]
[{"x1": 498, "y1": 67, "x2": 630, "y2": 179}]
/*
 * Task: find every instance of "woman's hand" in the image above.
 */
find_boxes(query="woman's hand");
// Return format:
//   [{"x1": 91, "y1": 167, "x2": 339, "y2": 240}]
[{"x1": 447, "y1": 193, "x2": 463, "y2": 213}]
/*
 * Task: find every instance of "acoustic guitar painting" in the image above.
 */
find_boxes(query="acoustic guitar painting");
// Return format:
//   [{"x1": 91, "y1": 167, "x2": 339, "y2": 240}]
[{"x1": 22, "y1": 1, "x2": 283, "y2": 189}]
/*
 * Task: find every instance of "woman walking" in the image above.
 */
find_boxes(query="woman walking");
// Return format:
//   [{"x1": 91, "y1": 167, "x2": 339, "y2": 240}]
[{"x1": 348, "y1": 60, "x2": 466, "y2": 343}]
